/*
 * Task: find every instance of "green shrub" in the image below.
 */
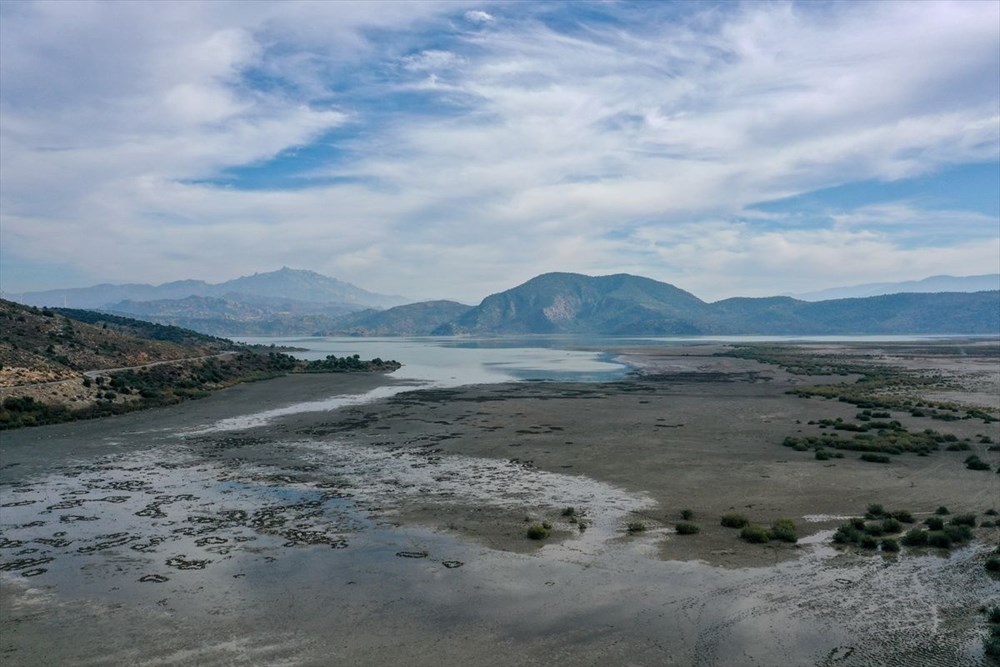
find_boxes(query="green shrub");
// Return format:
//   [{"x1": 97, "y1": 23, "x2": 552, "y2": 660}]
[
  {"x1": 891, "y1": 509, "x2": 914, "y2": 523},
  {"x1": 865, "y1": 504, "x2": 887, "y2": 519},
  {"x1": 675, "y1": 522, "x2": 700, "y2": 535},
  {"x1": 987, "y1": 556, "x2": 1000, "y2": 573},
  {"x1": 864, "y1": 523, "x2": 885, "y2": 537},
  {"x1": 943, "y1": 524, "x2": 972, "y2": 543},
  {"x1": 720, "y1": 513, "x2": 748, "y2": 528},
  {"x1": 626, "y1": 521, "x2": 647, "y2": 534},
  {"x1": 881, "y1": 518, "x2": 902, "y2": 534},
  {"x1": 966, "y1": 456, "x2": 991, "y2": 471},
  {"x1": 986, "y1": 509, "x2": 998, "y2": 516},
  {"x1": 926, "y1": 531, "x2": 952, "y2": 548},
  {"x1": 815, "y1": 449, "x2": 831, "y2": 461},
  {"x1": 859, "y1": 535, "x2": 879, "y2": 549},
  {"x1": 986, "y1": 630, "x2": 1000, "y2": 660},
  {"x1": 849, "y1": 517, "x2": 866, "y2": 530},
  {"x1": 986, "y1": 606, "x2": 1000, "y2": 623},
  {"x1": 740, "y1": 525, "x2": 770, "y2": 543},
  {"x1": 561, "y1": 507, "x2": 576, "y2": 517},
  {"x1": 860, "y1": 453, "x2": 891, "y2": 463},
  {"x1": 769, "y1": 519, "x2": 798, "y2": 543},
  {"x1": 901, "y1": 529, "x2": 928, "y2": 546},
  {"x1": 936, "y1": 506, "x2": 950, "y2": 515},
  {"x1": 950, "y1": 513, "x2": 977, "y2": 527},
  {"x1": 526, "y1": 524, "x2": 549, "y2": 540},
  {"x1": 680, "y1": 509, "x2": 694, "y2": 521},
  {"x1": 881, "y1": 538, "x2": 900, "y2": 552},
  {"x1": 833, "y1": 525, "x2": 862, "y2": 545},
  {"x1": 925, "y1": 517, "x2": 945, "y2": 530}
]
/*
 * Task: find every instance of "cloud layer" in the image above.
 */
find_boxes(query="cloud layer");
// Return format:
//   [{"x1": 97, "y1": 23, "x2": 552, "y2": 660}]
[{"x1": 1, "y1": 1, "x2": 997, "y2": 301}]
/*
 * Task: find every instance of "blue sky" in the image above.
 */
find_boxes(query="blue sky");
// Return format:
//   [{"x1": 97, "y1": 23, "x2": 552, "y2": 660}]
[{"x1": 1, "y1": 0, "x2": 997, "y2": 303}]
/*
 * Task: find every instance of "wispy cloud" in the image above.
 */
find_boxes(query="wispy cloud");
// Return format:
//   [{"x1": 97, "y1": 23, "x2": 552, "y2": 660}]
[{"x1": 1, "y1": 1, "x2": 997, "y2": 299}]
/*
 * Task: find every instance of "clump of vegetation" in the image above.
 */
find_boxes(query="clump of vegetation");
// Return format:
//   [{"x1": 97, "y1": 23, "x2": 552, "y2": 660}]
[
  {"x1": 936, "y1": 506, "x2": 950, "y2": 515},
  {"x1": 859, "y1": 535, "x2": 879, "y2": 549},
  {"x1": 561, "y1": 507, "x2": 576, "y2": 517},
  {"x1": 881, "y1": 518, "x2": 902, "y2": 534},
  {"x1": 925, "y1": 516, "x2": 945, "y2": 531},
  {"x1": 680, "y1": 509, "x2": 694, "y2": 521},
  {"x1": 965, "y1": 455, "x2": 992, "y2": 471},
  {"x1": 881, "y1": 538, "x2": 900, "y2": 552},
  {"x1": 860, "y1": 453, "x2": 891, "y2": 464},
  {"x1": 526, "y1": 524, "x2": 550, "y2": 540},
  {"x1": 740, "y1": 525, "x2": 770, "y2": 543},
  {"x1": 950, "y1": 513, "x2": 977, "y2": 527},
  {"x1": 720, "y1": 513, "x2": 748, "y2": 529},
  {"x1": 833, "y1": 524, "x2": 863, "y2": 545},
  {"x1": 864, "y1": 523, "x2": 885, "y2": 537},
  {"x1": 303, "y1": 353, "x2": 400, "y2": 373},
  {"x1": 626, "y1": 521, "x2": 647, "y2": 534},
  {"x1": 927, "y1": 532, "x2": 953, "y2": 549},
  {"x1": 769, "y1": 519, "x2": 798, "y2": 543},
  {"x1": 675, "y1": 522, "x2": 700, "y2": 535},
  {"x1": 901, "y1": 529, "x2": 928, "y2": 547},
  {"x1": 891, "y1": 509, "x2": 915, "y2": 523},
  {"x1": 986, "y1": 556, "x2": 1000, "y2": 573},
  {"x1": 865, "y1": 504, "x2": 887, "y2": 519}
]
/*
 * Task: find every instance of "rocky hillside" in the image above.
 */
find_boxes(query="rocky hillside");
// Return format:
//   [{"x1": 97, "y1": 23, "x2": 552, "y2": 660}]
[
  {"x1": 0, "y1": 300, "x2": 233, "y2": 387},
  {"x1": 434, "y1": 273, "x2": 1000, "y2": 336}
]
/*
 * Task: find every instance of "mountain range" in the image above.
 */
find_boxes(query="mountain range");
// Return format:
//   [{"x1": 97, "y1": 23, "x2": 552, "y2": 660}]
[
  {"x1": 428, "y1": 273, "x2": 999, "y2": 335},
  {"x1": 12, "y1": 267, "x2": 407, "y2": 311},
  {"x1": 788, "y1": 274, "x2": 1000, "y2": 301},
  {"x1": 8, "y1": 269, "x2": 999, "y2": 336}
]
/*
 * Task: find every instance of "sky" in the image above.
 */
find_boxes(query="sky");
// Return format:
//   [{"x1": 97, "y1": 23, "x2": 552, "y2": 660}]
[{"x1": 1, "y1": 0, "x2": 998, "y2": 304}]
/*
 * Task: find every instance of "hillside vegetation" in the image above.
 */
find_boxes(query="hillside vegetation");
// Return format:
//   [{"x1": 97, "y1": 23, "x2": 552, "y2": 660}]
[{"x1": 0, "y1": 300, "x2": 399, "y2": 429}]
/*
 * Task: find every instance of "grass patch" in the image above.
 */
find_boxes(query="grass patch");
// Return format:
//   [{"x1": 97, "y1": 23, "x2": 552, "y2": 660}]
[
  {"x1": 675, "y1": 522, "x2": 700, "y2": 535},
  {"x1": 626, "y1": 521, "x2": 647, "y2": 534},
  {"x1": 720, "y1": 513, "x2": 748, "y2": 528}
]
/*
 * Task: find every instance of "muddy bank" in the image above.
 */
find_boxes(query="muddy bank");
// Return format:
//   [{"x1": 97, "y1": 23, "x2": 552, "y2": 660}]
[{"x1": 2, "y1": 342, "x2": 999, "y2": 666}]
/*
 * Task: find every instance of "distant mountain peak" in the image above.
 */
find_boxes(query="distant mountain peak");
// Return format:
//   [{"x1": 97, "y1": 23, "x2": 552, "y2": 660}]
[
  {"x1": 789, "y1": 274, "x2": 1000, "y2": 301},
  {"x1": 11, "y1": 268, "x2": 411, "y2": 311}
]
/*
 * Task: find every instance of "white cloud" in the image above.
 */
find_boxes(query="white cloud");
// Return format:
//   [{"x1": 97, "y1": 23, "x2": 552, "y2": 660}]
[
  {"x1": 464, "y1": 10, "x2": 494, "y2": 24},
  {"x1": 1, "y1": 1, "x2": 997, "y2": 301}
]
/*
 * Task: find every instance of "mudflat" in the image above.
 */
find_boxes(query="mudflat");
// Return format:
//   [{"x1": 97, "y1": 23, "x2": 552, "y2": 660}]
[{"x1": 1, "y1": 341, "x2": 998, "y2": 666}]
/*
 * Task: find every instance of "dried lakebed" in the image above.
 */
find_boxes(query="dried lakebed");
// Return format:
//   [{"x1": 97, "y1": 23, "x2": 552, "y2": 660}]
[{"x1": 1, "y1": 353, "x2": 999, "y2": 666}]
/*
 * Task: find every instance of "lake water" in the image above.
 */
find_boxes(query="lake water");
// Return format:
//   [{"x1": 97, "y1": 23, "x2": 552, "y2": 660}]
[{"x1": 236, "y1": 333, "x2": 974, "y2": 386}]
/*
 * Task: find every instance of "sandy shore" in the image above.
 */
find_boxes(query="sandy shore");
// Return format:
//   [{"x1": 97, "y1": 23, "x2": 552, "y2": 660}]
[{"x1": 1, "y1": 341, "x2": 998, "y2": 666}]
